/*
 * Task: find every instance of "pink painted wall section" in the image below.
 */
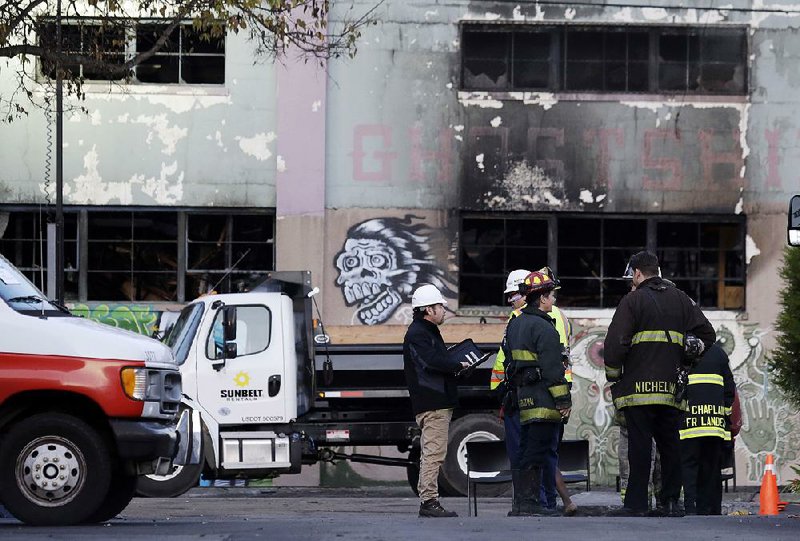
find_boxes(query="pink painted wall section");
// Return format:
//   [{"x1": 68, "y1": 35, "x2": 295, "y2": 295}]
[{"x1": 276, "y1": 58, "x2": 326, "y2": 216}]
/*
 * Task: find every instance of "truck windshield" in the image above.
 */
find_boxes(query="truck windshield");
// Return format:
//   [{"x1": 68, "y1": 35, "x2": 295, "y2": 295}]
[
  {"x1": 164, "y1": 303, "x2": 205, "y2": 365},
  {"x1": 0, "y1": 254, "x2": 68, "y2": 316}
]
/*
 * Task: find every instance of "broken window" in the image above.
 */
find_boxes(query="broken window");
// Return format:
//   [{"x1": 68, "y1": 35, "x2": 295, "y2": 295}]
[
  {"x1": 0, "y1": 210, "x2": 79, "y2": 300},
  {"x1": 38, "y1": 21, "x2": 127, "y2": 80},
  {"x1": 461, "y1": 24, "x2": 747, "y2": 95},
  {"x1": 186, "y1": 213, "x2": 274, "y2": 300},
  {"x1": 459, "y1": 214, "x2": 745, "y2": 309},
  {"x1": 136, "y1": 24, "x2": 225, "y2": 84},
  {"x1": 87, "y1": 211, "x2": 178, "y2": 301},
  {"x1": 459, "y1": 217, "x2": 549, "y2": 306},
  {"x1": 657, "y1": 221, "x2": 744, "y2": 309},
  {"x1": 38, "y1": 20, "x2": 225, "y2": 85}
]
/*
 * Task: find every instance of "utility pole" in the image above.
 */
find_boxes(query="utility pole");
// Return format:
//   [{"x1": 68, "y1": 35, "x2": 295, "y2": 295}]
[{"x1": 55, "y1": 0, "x2": 65, "y2": 304}]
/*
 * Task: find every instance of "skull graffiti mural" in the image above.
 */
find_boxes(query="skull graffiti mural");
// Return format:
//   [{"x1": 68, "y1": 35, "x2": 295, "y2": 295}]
[{"x1": 334, "y1": 215, "x2": 456, "y2": 325}]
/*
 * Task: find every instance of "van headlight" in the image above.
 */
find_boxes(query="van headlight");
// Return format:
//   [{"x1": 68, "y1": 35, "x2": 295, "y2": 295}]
[{"x1": 121, "y1": 367, "x2": 150, "y2": 400}]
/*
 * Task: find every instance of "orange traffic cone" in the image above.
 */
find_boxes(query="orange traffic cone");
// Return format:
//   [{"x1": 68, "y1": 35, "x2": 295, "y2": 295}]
[{"x1": 759, "y1": 454, "x2": 779, "y2": 516}]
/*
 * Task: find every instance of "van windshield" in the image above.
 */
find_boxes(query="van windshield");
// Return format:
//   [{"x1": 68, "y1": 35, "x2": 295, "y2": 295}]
[
  {"x1": 0, "y1": 254, "x2": 67, "y2": 316},
  {"x1": 164, "y1": 303, "x2": 205, "y2": 365}
]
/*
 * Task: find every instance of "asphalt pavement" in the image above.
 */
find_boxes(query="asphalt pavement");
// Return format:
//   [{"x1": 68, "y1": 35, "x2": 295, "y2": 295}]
[{"x1": 1, "y1": 486, "x2": 798, "y2": 540}]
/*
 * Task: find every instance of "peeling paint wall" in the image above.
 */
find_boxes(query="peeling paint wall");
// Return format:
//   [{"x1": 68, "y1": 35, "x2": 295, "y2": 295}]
[{"x1": 0, "y1": 33, "x2": 278, "y2": 207}]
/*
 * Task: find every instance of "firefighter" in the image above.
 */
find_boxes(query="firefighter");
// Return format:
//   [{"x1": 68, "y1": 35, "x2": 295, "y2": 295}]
[
  {"x1": 680, "y1": 342, "x2": 735, "y2": 515},
  {"x1": 491, "y1": 268, "x2": 577, "y2": 515},
  {"x1": 505, "y1": 271, "x2": 571, "y2": 516},
  {"x1": 604, "y1": 251, "x2": 715, "y2": 517},
  {"x1": 403, "y1": 284, "x2": 469, "y2": 518},
  {"x1": 490, "y1": 268, "x2": 530, "y2": 495}
]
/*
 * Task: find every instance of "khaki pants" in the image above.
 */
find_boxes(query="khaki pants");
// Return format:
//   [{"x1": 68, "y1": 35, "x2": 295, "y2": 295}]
[{"x1": 415, "y1": 408, "x2": 453, "y2": 502}]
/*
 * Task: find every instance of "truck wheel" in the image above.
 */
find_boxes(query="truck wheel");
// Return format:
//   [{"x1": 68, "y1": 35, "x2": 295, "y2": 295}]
[
  {"x1": 0, "y1": 413, "x2": 112, "y2": 525},
  {"x1": 84, "y1": 468, "x2": 138, "y2": 523},
  {"x1": 135, "y1": 438, "x2": 203, "y2": 498},
  {"x1": 406, "y1": 448, "x2": 420, "y2": 496},
  {"x1": 438, "y1": 413, "x2": 507, "y2": 497}
]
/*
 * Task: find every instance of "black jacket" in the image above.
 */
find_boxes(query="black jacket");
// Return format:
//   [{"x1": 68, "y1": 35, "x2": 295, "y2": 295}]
[
  {"x1": 403, "y1": 318, "x2": 463, "y2": 415},
  {"x1": 604, "y1": 276, "x2": 716, "y2": 410},
  {"x1": 505, "y1": 306, "x2": 570, "y2": 424},
  {"x1": 681, "y1": 343, "x2": 735, "y2": 440}
]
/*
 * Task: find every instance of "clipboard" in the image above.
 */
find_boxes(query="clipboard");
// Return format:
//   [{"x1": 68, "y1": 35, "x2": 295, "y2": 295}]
[{"x1": 447, "y1": 339, "x2": 493, "y2": 377}]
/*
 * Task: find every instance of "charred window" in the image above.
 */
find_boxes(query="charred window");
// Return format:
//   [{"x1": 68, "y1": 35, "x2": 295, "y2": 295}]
[
  {"x1": 557, "y1": 217, "x2": 647, "y2": 308},
  {"x1": 186, "y1": 213, "x2": 274, "y2": 300},
  {"x1": 38, "y1": 21, "x2": 127, "y2": 80},
  {"x1": 657, "y1": 29, "x2": 746, "y2": 94},
  {"x1": 564, "y1": 28, "x2": 650, "y2": 92},
  {"x1": 0, "y1": 210, "x2": 79, "y2": 300},
  {"x1": 87, "y1": 211, "x2": 178, "y2": 302},
  {"x1": 136, "y1": 24, "x2": 225, "y2": 84},
  {"x1": 657, "y1": 221, "x2": 744, "y2": 309},
  {"x1": 459, "y1": 217, "x2": 549, "y2": 306},
  {"x1": 459, "y1": 214, "x2": 745, "y2": 309},
  {"x1": 460, "y1": 24, "x2": 747, "y2": 95},
  {"x1": 0, "y1": 207, "x2": 274, "y2": 303}
]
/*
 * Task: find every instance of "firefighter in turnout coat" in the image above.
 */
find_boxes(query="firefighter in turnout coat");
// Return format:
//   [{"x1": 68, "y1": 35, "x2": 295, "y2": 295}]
[
  {"x1": 604, "y1": 251, "x2": 715, "y2": 516},
  {"x1": 505, "y1": 271, "x2": 571, "y2": 516},
  {"x1": 680, "y1": 342, "x2": 735, "y2": 515}
]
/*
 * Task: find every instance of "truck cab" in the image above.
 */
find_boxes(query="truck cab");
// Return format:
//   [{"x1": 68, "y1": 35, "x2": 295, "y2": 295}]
[{"x1": 0, "y1": 253, "x2": 187, "y2": 525}]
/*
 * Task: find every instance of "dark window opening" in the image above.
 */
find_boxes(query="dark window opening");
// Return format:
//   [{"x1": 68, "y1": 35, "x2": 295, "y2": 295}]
[
  {"x1": 136, "y1": 24, "x2": 225, "y2": 85},
  {"x1": 0, "y1": 207, "x2": 274, "y2": 303},
  {"x1": 461, "y1": 24, "x2": 747, "y2": 95},
  {"x1": 0, "y1": 210, "x2": 79, "y2": 300},
  {"x1": 459, "y1": 214, "x2": 745, "y2": 309},
  {"x1": 38, "y1": 21, "x2": 127, "y2": 81}
]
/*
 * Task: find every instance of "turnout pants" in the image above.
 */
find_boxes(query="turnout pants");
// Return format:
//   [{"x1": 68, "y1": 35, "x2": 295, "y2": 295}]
[
  {"x1": 681, "y1": 437, "x2": 723, "y2": 515},
  {"x1": 514, "y1": 421, "x2": 560, "y2": 510},
  {"x1": 415, "y1": 408, "x2": 453, "y2": 502},
  {"x1": 623, "y1": 405, "x2": 682, "y2": 512}
]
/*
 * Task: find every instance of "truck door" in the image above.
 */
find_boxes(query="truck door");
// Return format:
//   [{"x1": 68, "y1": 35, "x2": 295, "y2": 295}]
[{"x1": 195, "y1": 297, "x2": 289, "y2": 426}]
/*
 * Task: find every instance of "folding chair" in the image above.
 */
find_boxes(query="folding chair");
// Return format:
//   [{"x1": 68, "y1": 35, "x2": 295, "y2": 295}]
[
  {"x1": 558, "y1": 439, "x2": 591, "y2": 492},
  {"x1": 466, "y1": 440, "x2": 512, "y2": 517}
]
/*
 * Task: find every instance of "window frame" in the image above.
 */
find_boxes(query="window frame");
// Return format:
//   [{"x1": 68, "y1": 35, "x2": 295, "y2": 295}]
[
  {"x1": 37, "y1": 18, "x2": 226, "y2": 86},
  {"x1": 459, "y1": 23, "x2": 749, "y2": 96},
  {"x1": 205, "y1": 304, "x2": 272, "y2": 361},
  {"x1": 0, "y1": 206, "x2": 275, "y2": 303},
  {"x1": 458, "y1": 212, "x2": 746, "y2": 310}
]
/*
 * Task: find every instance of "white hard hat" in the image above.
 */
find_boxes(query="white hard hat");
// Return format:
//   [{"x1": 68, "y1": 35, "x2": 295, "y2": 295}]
[
  {"x1": 411, "y1": 284, "x2": 448, "y2": 308},
  {"x1": 504, "y1": 269, "x2": 531, "y2": 294}
]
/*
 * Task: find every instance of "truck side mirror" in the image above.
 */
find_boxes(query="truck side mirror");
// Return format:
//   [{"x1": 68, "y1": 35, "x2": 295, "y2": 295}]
[
  {"x1": 789, "y1": 195, "x2": 800, "y2": 246},
  {"x1": 224, "y1": 342, "x2": 237, "y2": 360},
  {"x1": 223, "y1": 306, "x2": 237, "y2": 341}
]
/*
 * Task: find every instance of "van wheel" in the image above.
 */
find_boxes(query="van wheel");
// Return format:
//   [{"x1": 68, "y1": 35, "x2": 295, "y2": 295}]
[
  {"x1": 135, "y1": 438, "x2": 203, "y2": 498},
  {"x1": 84, "y1": 467, "x2": 138, "y2": 522},
  {"x1": 0, "y1": 413, "x2": 112, "y2": 525},
  {"x1": 438, "y1": 413, "x2": 508, "y2": 497}
]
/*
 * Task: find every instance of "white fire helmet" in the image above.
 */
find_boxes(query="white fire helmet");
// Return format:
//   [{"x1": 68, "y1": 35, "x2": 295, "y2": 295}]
[
  {"x1": 411, "y1": 284, "x2": 448, "y2": 308},
  {"x1": 504, "y1": 269, "x2": 531, "y2": 294}
]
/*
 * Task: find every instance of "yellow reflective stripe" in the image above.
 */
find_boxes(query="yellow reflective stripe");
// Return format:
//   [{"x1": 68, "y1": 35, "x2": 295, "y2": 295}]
[
  {"x1": 549, "y1": 384, "x2": 570, "y2": 398},
  {"x1": 520, "y1": 407, "x2": 562, "y2": 422},
  {"x1": 605, "y1": 366, "x2": 622, "y2": 378},
  {"x1": 551, "y1": 306, "x2": 570, "y2": 347},
  {"x1": 679, "y1": 426, "x2": 731, "y2": 440},
  {"x1": 723, "y1": 406, "x2": 732, "y2": 416},
  {"x1": 631, "y1": 330, "x2": 685, "y2": 346},
  {"x1": 687, "y1": 373, "x2": 724, "y2": 386},
  {"x1": 613, "y1": 393, "x2": 678, "y2": 409},
  {"x1": 512, "y1": 350, "x2": 538, "y2": 361},
  {"x1": 565, "y1": 369, "x2": 573, "y2": 383}
]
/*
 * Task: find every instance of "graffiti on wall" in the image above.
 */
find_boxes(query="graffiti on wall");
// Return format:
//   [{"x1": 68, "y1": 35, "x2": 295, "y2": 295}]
[
  {"x1": 333, "y1": 215, "x2": 456, "y2": 326},
  {"x1": 567, "y1": 318, "x2": 798, "y2": 486},
  {"x1": 70, "y1": 303, "x2": 173, "y2": 337}
]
